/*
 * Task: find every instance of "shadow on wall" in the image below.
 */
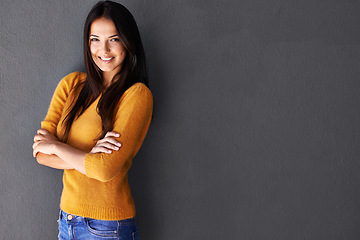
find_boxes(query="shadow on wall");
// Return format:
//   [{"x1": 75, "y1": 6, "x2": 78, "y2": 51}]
[{"x1": 128, "y1": 35, "x2": 168, "y2": 239}]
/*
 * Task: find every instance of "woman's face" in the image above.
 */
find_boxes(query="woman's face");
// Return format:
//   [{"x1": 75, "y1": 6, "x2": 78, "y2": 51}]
[{"x1": 89, "y1": 17, "x2": 126, "y2": 79}]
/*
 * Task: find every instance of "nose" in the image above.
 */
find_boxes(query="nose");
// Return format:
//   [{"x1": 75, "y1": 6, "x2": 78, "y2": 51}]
[{"x1": 100, "y1": 40, "x2": 110, "y2": 53}]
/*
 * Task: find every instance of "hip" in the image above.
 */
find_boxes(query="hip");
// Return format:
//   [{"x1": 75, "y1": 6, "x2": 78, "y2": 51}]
[{"x1": 58, "y1": 210, "x2": 139, "y2": 240}]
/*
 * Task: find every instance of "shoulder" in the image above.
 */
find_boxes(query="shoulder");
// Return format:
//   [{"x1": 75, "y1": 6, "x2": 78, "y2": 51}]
[
  {"x1": 116, "y1": 82, "x2": 153, "y2": 113},
  {"x1": 126, "y1": 82, "x2": 152, "y2": 94},
  {"x1": 57, "y1": 72, "x2": 87, "y2": 92},
  {"x1": 122, "y1": 82, "x2": 153, "y2": 102}
]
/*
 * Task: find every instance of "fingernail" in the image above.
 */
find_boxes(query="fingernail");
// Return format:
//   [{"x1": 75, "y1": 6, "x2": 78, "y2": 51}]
[
  {"x1": 117, "y1": 143, "x2": 121, "y2": 146},
  {"x1": 115, "y1": 147, "x2": 119, "y2": 150},
  {"x1": 108, "y1": 150, "x2": 112, "y2": 154}
]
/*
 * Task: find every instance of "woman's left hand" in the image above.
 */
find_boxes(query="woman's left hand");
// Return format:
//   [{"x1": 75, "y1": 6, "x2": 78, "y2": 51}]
[
  {"x1": 32, "y1": 129, "x2": 60, "y2": 157},
  {"x1": 90, "y1": 131, "x2": 121, "y2": 154}
]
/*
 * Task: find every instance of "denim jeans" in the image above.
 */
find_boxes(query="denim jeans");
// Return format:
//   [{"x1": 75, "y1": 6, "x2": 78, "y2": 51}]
[{"x1": 58, "y1": 210, "x2": 139, "y2": 240}]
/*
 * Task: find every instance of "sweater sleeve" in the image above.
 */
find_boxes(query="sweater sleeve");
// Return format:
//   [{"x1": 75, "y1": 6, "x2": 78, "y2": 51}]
[
  {"x1": 84, "y1": 83, "x2": 153, "y2": 182},
  {"x1": 41, "y1": 72, "x2": 83, "y2": 136}
]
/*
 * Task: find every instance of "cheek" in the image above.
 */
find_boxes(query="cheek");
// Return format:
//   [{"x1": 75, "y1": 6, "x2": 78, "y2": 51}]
[
  {"x1": 113, "y1": 45, "x2": 126, "y2": 56},
  {"x1": 90, "y1": 49, "x2": 99, "y2": 64},
  {"x1": 119, "y1": 50, "x2": 127, "y2": 60},
  {"x1": 89, "y1": 44, "x2": 98, "y2": 57}
]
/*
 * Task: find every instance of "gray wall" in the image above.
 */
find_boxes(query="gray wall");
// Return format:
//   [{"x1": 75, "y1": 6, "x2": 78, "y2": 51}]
[{"x1": 1, "y1": 0, "x2": 360, "y2": 239}]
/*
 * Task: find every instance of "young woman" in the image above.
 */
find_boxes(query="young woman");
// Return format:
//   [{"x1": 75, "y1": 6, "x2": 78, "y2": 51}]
[{"x1": 32, "y1": 1, "x2": 152, "y2": 239}]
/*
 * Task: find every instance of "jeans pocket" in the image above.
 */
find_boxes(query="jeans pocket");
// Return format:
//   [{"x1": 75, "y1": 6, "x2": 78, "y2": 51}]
[
  {"x1": 85, "y1": 218, "x2": 119, "y2": 238},
  {"x1": 118, "y1": 218, "x2": 139, "y2": 240}
]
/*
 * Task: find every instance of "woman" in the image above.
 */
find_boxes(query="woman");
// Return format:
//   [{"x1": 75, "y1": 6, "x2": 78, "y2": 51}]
[{"x1": 32, "y1": 1, "x2": 152, "y2": 239}]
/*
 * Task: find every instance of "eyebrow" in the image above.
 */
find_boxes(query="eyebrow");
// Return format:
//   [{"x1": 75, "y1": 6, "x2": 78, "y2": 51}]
[{"x1": 90, "y1": 34, "x2": 119, "y2": 38}]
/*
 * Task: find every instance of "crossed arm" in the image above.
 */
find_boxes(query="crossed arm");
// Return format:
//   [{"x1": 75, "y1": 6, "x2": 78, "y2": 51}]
[
  {"x1": 33, "y1": 129, "x2": 121, "y2": 174},
  {"x1": 34, "y1": 75, "x2": 153, "y2": 180}
]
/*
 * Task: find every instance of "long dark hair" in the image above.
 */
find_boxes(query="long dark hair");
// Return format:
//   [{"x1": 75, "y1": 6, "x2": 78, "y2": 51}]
[{"x1": 62, "y1": 1, "x2": 148, "y2": 141}]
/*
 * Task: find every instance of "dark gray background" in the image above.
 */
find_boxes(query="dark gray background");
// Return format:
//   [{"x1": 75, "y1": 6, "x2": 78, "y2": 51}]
[{"x1": 1, "y1": 0, "x2": 360, "y2": 239}]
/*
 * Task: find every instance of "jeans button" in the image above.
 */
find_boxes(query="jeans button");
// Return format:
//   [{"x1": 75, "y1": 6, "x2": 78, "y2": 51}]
[{"x1": 67, "y1": 215, "x2": 73, "y2": 220}]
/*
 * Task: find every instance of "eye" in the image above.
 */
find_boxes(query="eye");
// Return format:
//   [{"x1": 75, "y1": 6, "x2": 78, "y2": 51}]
[
  {"x1": 110, "y1": 38, "x2": 120, "y2": 42},
  {"x1": 90, "y1": 38, "x2": 99, "y2": 42}
]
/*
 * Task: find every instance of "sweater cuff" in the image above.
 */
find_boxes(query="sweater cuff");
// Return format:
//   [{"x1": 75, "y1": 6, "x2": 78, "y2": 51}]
[{"x1": 84, "y1": 153, "x2": 98, "y2": 179}]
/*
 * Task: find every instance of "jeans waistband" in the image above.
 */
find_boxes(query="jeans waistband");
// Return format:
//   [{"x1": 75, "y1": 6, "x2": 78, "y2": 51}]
[
  {"x1": 60, "y1": 210, "x2": 85, "y2": 222},
  {"x1": 59, "y1": 210, "x2": 137, "y2": 224}
]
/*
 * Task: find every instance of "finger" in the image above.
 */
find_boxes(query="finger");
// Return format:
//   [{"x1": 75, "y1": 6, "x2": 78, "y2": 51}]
[
  {"x1": 100, "y1": 137, "x2": 122, "y2": 147},
  {"x1": 90, "y1": 146, "x2": 113, "y2": 154},
  {"x1": 96, "y1": 135, "x2": 121, "y2": 147},
  {"x1": 33, "y1": 148, "x2": 39, "y2": 157},
  {"x1": 37, "y1": 129, "x2": 44, "y2": 135},
  {"x1": 33, "y1": 134, "x2": 44, "y2": 142},
  {"x1": 33, "y1": 141, "x2": 40, "y2": 149},
  {"x1": 104, "y1": 131, "x2": 120, "y2": 138},
  {"x1": 37, "y1": 129, "x2": 50, "y2": 135},
  {"x1": 95, "y1": 142, "x2": 120, "y2": 151}
]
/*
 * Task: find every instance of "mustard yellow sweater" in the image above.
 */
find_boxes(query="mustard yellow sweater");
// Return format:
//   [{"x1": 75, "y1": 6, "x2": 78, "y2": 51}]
[{"x1": 41, "y1": 72, "x2": 153, "y2": 220}]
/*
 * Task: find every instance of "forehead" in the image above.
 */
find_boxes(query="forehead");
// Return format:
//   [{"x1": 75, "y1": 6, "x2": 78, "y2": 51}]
[{"x1": 90, "y1": 17, "x2": 118, "y2": 36}]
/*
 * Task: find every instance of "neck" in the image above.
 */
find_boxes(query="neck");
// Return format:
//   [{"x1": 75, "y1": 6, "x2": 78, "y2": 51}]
[{"x1": 102, "y1": 71, "x2": 118, "y2": 88}]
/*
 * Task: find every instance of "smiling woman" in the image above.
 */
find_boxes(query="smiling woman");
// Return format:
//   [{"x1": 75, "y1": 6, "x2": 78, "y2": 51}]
[{"x1": 32, "y1": 1, "x2": 152, "y2": 239}]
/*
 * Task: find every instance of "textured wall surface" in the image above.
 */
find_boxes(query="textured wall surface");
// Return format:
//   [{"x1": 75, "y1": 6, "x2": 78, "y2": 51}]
[{"x1": 1, "y1": 0, "x2": 360, "y2": 239}]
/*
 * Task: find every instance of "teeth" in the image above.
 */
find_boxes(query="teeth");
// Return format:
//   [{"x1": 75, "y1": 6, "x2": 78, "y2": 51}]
[{"x1": 100, "y1": 57, "x2": 113, "y2": 61}]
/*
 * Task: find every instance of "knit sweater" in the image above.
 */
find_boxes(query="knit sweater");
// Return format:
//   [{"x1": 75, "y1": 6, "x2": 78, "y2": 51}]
[{"x1": 41, "y1": 72, "x2": 153, "y2": 220}]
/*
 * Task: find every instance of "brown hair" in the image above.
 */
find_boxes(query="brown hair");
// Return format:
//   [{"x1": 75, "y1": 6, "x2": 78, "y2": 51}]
[{"x1": 62, "y1": 1, "x2": 148, "y2": 141}]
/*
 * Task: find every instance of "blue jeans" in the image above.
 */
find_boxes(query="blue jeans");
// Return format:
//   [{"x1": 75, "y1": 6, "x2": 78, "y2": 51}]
[{"x1": 58, "y1": 210, "x2": 139, "y2": 240}]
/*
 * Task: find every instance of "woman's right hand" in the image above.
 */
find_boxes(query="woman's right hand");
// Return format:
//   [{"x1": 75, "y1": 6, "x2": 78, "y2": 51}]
[{"x1": 90, "y1": 131, "x2": 121, "y2": 154}]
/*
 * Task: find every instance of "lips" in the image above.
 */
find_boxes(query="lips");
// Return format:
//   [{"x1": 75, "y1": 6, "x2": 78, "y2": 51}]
[{"x1": 99, "y1": 56, "x2": 114, "y2": 63}]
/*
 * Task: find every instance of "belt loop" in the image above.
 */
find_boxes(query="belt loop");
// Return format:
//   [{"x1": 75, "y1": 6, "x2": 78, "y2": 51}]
[{"x1": 117, "y1": 219, "x2": 121, "y2": 235}]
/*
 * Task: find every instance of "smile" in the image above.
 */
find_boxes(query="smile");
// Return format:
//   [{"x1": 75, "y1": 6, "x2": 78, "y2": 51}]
[{"x1": 99, "y1": 56, "x2": 115, "y2": 62}]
